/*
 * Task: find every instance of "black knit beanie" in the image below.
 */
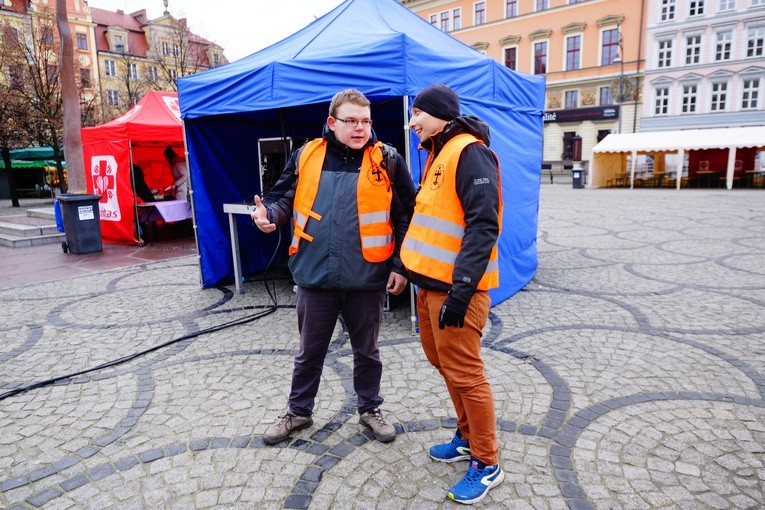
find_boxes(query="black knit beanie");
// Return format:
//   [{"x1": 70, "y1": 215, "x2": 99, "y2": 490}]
[{"x1": 412, "y1": 84, "x2": 460, "y2": 121}]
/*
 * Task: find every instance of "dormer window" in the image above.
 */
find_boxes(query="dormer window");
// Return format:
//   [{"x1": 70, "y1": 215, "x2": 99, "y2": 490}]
[{"x1": 106, "y1": 28, "x2": 129, "y2": 54}]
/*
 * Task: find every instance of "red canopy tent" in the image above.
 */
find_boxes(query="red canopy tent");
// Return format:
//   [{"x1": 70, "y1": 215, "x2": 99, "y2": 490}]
[{"x1": 81, "y1": 91, "x2": 185, "y2": 244}]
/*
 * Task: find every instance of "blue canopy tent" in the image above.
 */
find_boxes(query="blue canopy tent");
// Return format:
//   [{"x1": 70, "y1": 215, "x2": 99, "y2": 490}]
[{"x1": 177, "y1": 0, "x2": 545, "y2": 305}]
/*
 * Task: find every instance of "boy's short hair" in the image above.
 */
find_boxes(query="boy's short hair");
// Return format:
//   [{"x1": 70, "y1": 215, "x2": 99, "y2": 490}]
[{"x1": 328, "y1": 89, "x2": 370, "y2": 118}]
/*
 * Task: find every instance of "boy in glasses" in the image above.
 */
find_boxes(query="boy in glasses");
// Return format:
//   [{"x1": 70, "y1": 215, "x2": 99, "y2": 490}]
[{"x1": 251, "y1": 89, "x2": 415, "y2": 445}]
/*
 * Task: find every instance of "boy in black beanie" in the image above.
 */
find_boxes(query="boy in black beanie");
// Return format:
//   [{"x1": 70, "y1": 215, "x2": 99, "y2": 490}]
[{"x1": 401, "y1": 84, "x2": 504, "y2": 505}]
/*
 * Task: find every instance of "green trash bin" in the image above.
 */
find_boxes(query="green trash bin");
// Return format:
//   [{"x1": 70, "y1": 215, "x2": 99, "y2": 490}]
[{"x1": 57, "y1": 194, "x2": 103, "y2": 254}]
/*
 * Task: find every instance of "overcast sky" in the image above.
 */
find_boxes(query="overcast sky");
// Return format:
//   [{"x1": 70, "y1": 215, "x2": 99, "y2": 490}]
[{"x1": 86, "y1": 0, "x2": 345, "y2": 62}]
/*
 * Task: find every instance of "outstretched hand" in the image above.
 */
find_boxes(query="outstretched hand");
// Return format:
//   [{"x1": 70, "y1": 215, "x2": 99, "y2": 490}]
[{"x1": 251, "y1": 195, "x2": 276, "y2": 233}]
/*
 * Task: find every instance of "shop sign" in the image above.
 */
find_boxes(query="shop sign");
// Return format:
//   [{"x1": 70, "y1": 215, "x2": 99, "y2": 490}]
[{"x1": 544, "y1": 105, "x2": 620, "y2": 123}]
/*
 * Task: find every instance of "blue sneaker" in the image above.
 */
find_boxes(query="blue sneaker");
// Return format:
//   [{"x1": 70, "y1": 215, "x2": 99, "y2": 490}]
[
  {"x1": 430, "y1": 434, "x2": 471, "y2": 462},
  {"x1": 447, "y1": 459, "x2": 504, "y2": 504}
]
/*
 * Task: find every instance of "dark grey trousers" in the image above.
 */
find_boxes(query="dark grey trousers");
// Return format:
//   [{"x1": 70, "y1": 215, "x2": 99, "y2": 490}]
[{"x1": 288, "y1": 286, "x2": 385, "y2": 416}]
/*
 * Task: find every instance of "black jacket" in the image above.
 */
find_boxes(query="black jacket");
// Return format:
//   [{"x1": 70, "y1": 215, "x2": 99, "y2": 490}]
[{"x1": 408, "y1": 115, "x2": 501, "y2": 306}]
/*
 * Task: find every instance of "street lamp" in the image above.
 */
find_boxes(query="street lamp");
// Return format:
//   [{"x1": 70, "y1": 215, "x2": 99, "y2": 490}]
[{"x1": 614, "y1": 25, "x2": 625, "y2": 134}]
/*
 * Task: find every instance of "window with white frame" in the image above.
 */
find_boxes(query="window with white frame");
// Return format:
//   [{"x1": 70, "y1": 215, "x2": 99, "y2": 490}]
[
  {"x1": 76, "y1": 33, "x2": 88, "y2": 50},
  {"x1": 104, "y1": 59, "x2": 116, "y2": 77},
  {"x1": 440, "y1": 11, "x2": 450, "y2": 31},
  {"x1": 689, "y1": 0, "x2": 705, "y2": 16},
  {"x1": 601, "y1": 28, "x2": 620, "y2": 65},
  {"x1": 534, "y1": 41, "x2": 548, "y2": 74},
  {"x1": 654, "y1": 86, "x2": 670, "y2": 114},
  {"x1": 128, "y1": 63, "x2": 138, "y2": 80},
  {"x1": 162, "y1": 41, "x2": 170, "y2": 55},
  {"x1": 114, "y1": 35, "x2": 124, "y2": 53},
  {"x1": 710, "y1": 81, "x2": 728, "y2": 111},
  {"x1": 747, "y1": 26, "x2": 764, "y2": 58},
  {"x1": 106, "y1": 89, "x2": 119, "y2": 107},
  {"x1": 661, "y1": 0, "x2": 676, "y2": 21},
  {"x1": 506, "y1": 0, "x2": 518, "y2": 17},
  {"x1": 80, "y1": 68, "x2": 91, "y2": 88},
  {"x1": 682, "y1": 83, "x2": 698, "y2": 112},
  {"x1": 453, "y1": 9, "x2": 462, "y2": 29},
  {"x1": 565, "y1": 90, "x2": 579, "y2": 108},
  {"x1": 685, "y1": 34, "x2": 702, "y2": 64},
  {"x1": 6, "y1": 27, "x2": 20, "y2": 46},
  {"x1": 536, "y1": 0, "x2": 549, "y2": 11},
  {"x1": 170, "y1": 69, "x2": 178, "y2": 80},
  {"x1": 504, "y1": 47, "x2": 517, "y2": 70},
  {"x1": 41, "y1": 27, "x2": 54, "y2": 45},
  {"x1": 429, "y1": 14, "x2": 437, "y2": 26},
  {"x1": 752, "y1": 0, "x2": 765, "y2": 6},
  {"x1": 566, "y1": 35, "x2": 582, "y2": 71},
  {"x1": 718, "y1": 0, "x2": 735, "y2": 10},
  {"x1": 742, "y1": 77, "x2": 760, "y2": 109},
  {"x1": 148, "y1": 66, "x2": 158, "y2": 81},
  {"x1": 600, "y1": 86, "x2": 614, "y2": 105},
  {"x1": 715, "y1": 30, "x2": 732, "y2": 61},
  {"x1": 474, "y1": 2, "x2": 486, "y2": 25},
  {"x1": 658, "y1": 39, "x2": 673, "y2": 68}
]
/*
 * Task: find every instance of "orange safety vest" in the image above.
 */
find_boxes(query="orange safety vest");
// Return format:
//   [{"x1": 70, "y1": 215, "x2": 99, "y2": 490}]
[
  {"x1": 290, "y1": 139, "x2": 394, "y2": 263},
  {"x1": 401, "y1": 133, "x2": 502, "y2": 290}
]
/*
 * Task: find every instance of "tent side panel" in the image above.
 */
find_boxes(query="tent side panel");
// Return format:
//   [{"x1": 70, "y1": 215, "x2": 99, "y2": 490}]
[
  {"x1": 83, "y1": 140, "x2": 138, "y2": 244},
  {"x1": 475, "y1": 102, "x2": 543, "y2": 305},
  {"x1": 185, "y1": 117, "x2": 290, "y2": 287}
]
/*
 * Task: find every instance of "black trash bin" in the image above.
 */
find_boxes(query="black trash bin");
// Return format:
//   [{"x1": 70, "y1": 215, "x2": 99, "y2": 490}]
[
  {"x1": 571, "y1": 166, "x2": 585, "y2": 189},
  {"x1": 57, "y1": 194, "x2": 103, "y2": 254}
]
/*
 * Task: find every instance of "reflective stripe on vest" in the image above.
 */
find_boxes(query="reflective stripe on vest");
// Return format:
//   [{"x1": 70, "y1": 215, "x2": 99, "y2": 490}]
[
  {"x1": 291, "y1": 139, "x2": 394, "y2": 262},
  {"x1": 400, "y1": 133, "x2": 502, "y2": 290}
]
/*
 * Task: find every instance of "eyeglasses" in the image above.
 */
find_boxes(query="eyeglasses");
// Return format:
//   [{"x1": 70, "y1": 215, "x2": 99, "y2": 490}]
[{"x1": 334, "y1": 117, "x2": 373, "y2": 127}]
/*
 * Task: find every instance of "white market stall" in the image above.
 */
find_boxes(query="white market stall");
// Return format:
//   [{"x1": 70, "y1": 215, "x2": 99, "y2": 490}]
[{"x1": 590, "y1": 127, "x2": 765, "y2": 189}]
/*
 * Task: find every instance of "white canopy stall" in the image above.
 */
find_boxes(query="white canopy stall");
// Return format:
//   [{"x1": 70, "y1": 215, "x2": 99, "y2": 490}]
[{"x1": 590, "y1": 127, "x2": 765, "y2": 189}]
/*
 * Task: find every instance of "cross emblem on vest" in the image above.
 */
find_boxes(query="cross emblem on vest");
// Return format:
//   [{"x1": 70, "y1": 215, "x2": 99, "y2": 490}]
[
  {"x1": 372, "y1": 166, "x2": 383, "y2": 182},
  {"x1": 430, "y1": 164, "x2": 444, "y2": 190}
]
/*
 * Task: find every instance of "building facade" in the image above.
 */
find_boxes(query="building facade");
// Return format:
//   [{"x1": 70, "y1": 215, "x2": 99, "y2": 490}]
[
  {"x1": 91, "y1": 6, "x2": 226, "y2": 120},
  {"x1": 641, "y1": 0, "x2": 765, "y2": 131},
  {"x1": 401, "y1": 0, "x2": 648, "y2": 177},
  {"x1": 0, "y1": 0, "x2": 226, "y2": 124}
]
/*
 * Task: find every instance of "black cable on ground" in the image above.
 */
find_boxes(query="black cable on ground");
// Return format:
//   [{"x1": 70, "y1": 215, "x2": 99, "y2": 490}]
[{"x1": 0, "y1": 235, "x2": 284, "y2": 402}]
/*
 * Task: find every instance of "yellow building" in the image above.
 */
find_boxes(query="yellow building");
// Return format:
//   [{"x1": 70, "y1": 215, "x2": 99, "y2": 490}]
[{"x1": 402, "y1": 0, "x2": 647, "y2": 178}]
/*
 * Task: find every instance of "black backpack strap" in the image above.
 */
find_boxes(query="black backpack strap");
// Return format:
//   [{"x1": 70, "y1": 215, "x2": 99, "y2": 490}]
[{"x1": 380, "y1": 143, "x2": 397, "y2": 185}]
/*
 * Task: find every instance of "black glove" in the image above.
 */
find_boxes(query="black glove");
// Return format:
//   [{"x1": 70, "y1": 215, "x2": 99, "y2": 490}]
[{"x1": 438, "y1": 295, "x2": 468, "y2": 330}]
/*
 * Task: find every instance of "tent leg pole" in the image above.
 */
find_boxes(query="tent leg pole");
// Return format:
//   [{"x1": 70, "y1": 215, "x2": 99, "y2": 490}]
[{"x1": 403, "y1": 94, "x2": 419, "y2": 336}]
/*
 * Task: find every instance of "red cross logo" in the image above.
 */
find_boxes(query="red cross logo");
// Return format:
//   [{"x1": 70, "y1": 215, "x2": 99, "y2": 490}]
[{"x1": 93, "y1": 159, "x2": 116, "y2": 203}]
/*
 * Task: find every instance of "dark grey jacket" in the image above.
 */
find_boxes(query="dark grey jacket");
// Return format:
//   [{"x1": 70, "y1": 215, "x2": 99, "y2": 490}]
[
  {"x1": 408, "y1": 115, "x2": 501, "y2": 306},
  {"x1": 263, "y1": 126, "x2": 415, "y2": 290}
]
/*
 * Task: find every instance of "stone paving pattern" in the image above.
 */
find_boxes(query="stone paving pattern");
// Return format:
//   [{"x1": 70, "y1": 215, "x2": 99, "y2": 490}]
[{"x1": 1, "y1": 186, "x2": 764, "y2": 509}]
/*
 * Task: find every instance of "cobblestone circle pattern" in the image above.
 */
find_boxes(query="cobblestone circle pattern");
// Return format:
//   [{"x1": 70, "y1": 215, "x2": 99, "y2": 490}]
[{"x1": 1, "y1": 187, "x2": 764, "y2": 509}]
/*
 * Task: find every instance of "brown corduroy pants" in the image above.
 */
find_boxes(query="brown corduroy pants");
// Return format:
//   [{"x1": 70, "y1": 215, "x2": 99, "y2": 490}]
[{"x1": 417, "y1": 288, "x2": 498, "y2": 466}]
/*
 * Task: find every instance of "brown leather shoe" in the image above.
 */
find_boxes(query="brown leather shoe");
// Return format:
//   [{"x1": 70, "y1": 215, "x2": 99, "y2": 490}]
[
  {"x1": 360, "y1": 408, "x2": 396, "y2": 442},
  {"x1": 263, "y1": 411, "x2": 313, "y2": 445}
]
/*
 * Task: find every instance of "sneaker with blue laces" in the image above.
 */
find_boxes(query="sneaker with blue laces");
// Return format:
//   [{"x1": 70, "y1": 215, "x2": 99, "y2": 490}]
[
  {"x1": 430, "y1": 433, "x2": 471, "y2": 462},
  {"x1": 447, "y1": 458, "x2": 504, "y2": 504}
]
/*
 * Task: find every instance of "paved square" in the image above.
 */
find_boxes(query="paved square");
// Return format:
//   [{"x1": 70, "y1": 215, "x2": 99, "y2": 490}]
[{"x1": 1, "y1": 186, "x2": 764, "y2": 509}]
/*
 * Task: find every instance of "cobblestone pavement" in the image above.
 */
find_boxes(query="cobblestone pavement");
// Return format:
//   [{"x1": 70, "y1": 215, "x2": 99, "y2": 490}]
[{"x1": 1, "y1": 186, "x2": 764, "y2": 509}]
